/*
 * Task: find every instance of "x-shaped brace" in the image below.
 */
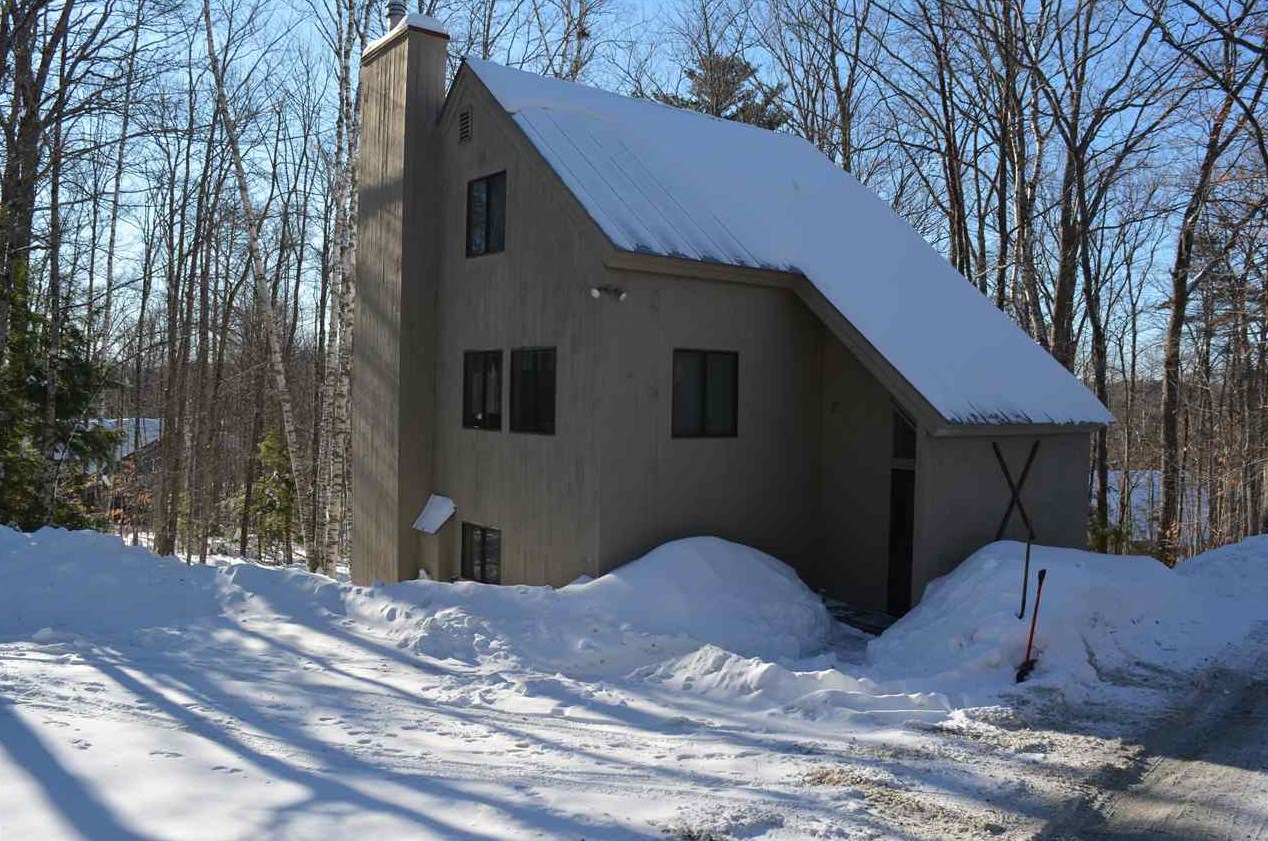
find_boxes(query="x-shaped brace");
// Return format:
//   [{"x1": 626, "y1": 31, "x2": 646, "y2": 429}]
[{"x1": 993, "y1": 440, "x2": 1040, "y2": 541}]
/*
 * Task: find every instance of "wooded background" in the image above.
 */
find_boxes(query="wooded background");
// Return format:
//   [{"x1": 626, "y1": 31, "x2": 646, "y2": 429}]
[{"x1": 1, "y1": 0, "x2": 1264, "y2": 570}]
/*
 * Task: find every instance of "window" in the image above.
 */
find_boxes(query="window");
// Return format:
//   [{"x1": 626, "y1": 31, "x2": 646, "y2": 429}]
[
  {"x1": 458, "y1": 108, "x2": 473, "y2": 142},
  {"x1": 510, "y1": 348, "x2": 556, "y2": 434},
  {"x1": 672, "y1": 350, "x2": 738, "y2": 437},
  {"x1": 892, "y1": 409, "x2": 916, "y2": 461},
  {"x1": 461, "y1": 522, "x2": 501, "y2": 584},
  {"x1": 463, "y1": 350, "x2": 502, "y2": 430},
  {"x1": 466, "y1": 171, "x2": 506, "y2": 257}
]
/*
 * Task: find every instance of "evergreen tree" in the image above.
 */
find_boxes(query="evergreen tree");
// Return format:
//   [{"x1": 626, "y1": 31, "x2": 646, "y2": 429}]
[
  {"x1": 252, "y1": 428, "x2": 297, "y2": 563},
  {"x1": 657, "y1": 52, "x2": 789, "y2": 130},
  {"x1": 0, "y1": 308, "x2": 117, "y2": 529}
]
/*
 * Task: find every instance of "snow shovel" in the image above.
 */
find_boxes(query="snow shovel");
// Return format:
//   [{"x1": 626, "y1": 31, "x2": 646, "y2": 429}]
[{"x1": 1015, "y1": 568, "x2": 1047, "y2": 683}]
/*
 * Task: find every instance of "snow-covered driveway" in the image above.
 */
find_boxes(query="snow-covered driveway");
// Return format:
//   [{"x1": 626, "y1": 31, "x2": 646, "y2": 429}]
[
  {"x1": 1042, "y1": 628, "x2": 1268, "y2": 841},
  {"x1": 0, "y1": 598, "x2": 867, "y2": 839},
  {"x1": 0, "y1": 531, "x2": 1016, "y2": 840}
]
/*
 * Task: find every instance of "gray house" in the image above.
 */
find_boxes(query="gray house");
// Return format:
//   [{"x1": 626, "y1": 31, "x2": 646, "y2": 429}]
[{"x1": 351, "y1": 12, "x2": 1111, "y2": 615}]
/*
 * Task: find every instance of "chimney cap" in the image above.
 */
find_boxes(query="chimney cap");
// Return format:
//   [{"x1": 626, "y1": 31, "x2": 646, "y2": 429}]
[
  {"x1": 364, "y1": 9, "x2": 450, "y2": 59},
  {"x1": 386, "y1": 0, "x2": 407, "y2": 28}
]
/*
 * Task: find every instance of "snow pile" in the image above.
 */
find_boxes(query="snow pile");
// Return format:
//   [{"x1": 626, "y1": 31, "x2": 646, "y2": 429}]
[
  {"x1": 638, "y1": 645, "x2": 948, "y2": 722},
  {"x1": 0, "y1": 528, "x2": 955, "y2": 725},
  {"x1": 569, "y1": 538, "x2": 830, "y2": 660},
  {"x1": 0, "y1": 528, "x2": 226, "y2": 641},
  {"x1": 868, "y1": 540, "x2": 1268, "y2": 704},
  {"x1": 1176, "y1": 536, "x2": 1268, "y2": 627},
  {"x1": 336, "y1": 537, "x2": 831, "y2": 677},
  {"x1": 0, "y1": 528, "x2": 830, "y2": 681},
  {"x1": 7, "y1": 527, "x2": 1261, "y2": 727}
]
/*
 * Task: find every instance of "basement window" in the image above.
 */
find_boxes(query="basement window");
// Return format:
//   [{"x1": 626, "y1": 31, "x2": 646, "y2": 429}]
[
  {"x1": 466, "y1": 171, "x2": 506, "y2": 257},
  {"x1": 672, "y1": 349, "x2": 738, "y2": 438},
  {"x1": 510, "y1": 348, "x2": 556, "y2": 435},
  {"x1": 459, "y1": 108, "x2": 473, "y2": 142},
  {"x1": 461, "y1": 522, "x2": 501, "y2": 584},
  {"x1": 463, "y1": 350, "x2": 502, "y2": 430}
]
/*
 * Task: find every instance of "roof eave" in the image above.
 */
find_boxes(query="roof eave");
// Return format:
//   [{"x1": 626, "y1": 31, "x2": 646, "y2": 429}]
[{"x1": 931, "y1": 420, "x2": 1106, "y2": 438}]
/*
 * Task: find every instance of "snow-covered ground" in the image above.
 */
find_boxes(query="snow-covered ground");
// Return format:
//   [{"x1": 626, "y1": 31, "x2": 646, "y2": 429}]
[{"x1": 1, "y1": 529, "x2": 1265, "y2": 839}]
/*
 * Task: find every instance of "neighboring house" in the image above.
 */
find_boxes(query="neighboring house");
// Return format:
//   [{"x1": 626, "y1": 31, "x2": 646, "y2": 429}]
[
  {"x1": 351, "y1": 12, "x2": 1112, "y2": 615},
  {"x1": 93, "y1": 417, "x2": 164, "y2": 464},
  {"x1": 57, "y1": 418, "x2": 163, "y2": 524},
  {"x1": 94, "y1": 418, "x2": 163, "y2": 525}
]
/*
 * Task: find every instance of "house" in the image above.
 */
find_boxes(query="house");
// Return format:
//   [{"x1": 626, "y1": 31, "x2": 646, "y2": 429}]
[
  {"x1": 350, "y1": 11, "x2": 1112, "y2": 615},
  {"x1": 94, "y1": 418, "x2": 163, "y2": 528}
]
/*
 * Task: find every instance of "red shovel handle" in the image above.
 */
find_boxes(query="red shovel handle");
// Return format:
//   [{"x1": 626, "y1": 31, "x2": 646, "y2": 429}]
[{"x1": 1023, "y1": 568, "x2": 1047, "y2": 664}]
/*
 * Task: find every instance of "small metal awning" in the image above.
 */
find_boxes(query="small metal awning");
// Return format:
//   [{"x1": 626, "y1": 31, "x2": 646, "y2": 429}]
[{"x1": 412, "y1": 494, "x2": 455, "y2": 534}]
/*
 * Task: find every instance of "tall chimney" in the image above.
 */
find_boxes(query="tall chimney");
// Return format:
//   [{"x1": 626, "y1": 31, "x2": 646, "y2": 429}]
[{"x1": 352, "y1": 16, "x2": 449, "y2": 585}]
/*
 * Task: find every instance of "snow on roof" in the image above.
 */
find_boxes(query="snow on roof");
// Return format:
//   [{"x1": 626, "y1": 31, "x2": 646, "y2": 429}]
[
  {"x1": 466, "y1": 59, "x2": 1112, "y2": 427},
  {"x1": 412, "y1": 494, "x2": 455, "y2": 533},
  {"x1": 363, "y1": 12, "x2": 448, "y2": 58},
  {"x1": 90, "y1": 417, "x2": 162, "y2": 460}
]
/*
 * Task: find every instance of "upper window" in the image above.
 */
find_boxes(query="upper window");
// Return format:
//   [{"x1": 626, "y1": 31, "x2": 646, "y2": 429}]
[
  {"x1": 463, "y1": 350, "x2": 502, "y2": 430},
  {"x1": 672, "y1": 349, "x2": 738, "y2": 438},
  {"x1": 510, "y1": 348, "x2": 556, "y2": 435},
  {"x1": 892, "y1": 409, "x2": 917, "y2": 461},
  {"x1": 466, "y1": 171, "x2": 506, "y2": 257}
]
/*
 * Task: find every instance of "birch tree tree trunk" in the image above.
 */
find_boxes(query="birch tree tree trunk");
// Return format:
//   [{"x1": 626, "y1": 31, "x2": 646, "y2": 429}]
[{"x1": 202, "y1": 0, "x2": 316, "y2": 566}]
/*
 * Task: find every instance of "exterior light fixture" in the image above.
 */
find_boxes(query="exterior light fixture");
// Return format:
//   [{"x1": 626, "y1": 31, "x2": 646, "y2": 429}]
[{"x1": 589, "y1": 285, "x2": 627, "y2": 301}]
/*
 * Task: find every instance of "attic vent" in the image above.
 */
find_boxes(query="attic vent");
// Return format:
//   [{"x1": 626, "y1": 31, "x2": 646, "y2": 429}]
[{"x1": 459, "y1": 109, "x2": 472, "y2": 143}]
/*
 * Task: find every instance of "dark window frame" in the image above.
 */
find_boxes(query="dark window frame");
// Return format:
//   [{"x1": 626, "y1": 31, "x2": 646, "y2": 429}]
[
  {"x1": 672, "y1": 349, "x2": 739, "y2": 438},
  {"x1": 891, "y1": 407, "x2": 917, "y2": 464},
  {"x1": 509, "y1": 347, "x2": 557, "y2": 435},
  {"x1": 462, "y1": 349, "x2": 503, "y2": 430},
  {"x1": 461, "y1": 522, "x2": 501, "y2": 584},
  {"x1": 466, "y1": 171, "x2": 507, "y2": 258}
]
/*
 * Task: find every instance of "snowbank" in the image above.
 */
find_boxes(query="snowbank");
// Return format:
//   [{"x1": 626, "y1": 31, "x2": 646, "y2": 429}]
[
  {"x1": 6, "y1": 527, "x2": 1262, "y2": 726},
  {"x1": 868, "y1": 540, "x2": 1268, "y2": 704},
  {"x1": 0, "y1": 528, "x2": 226, "y2": 640},
  {"x1": 638, "y1": 645, "x2": 948, "y2": 722},
  {"x1": 0, "y1": 529, "x2": 932, "y2": 724},
  {"x1": 0, "y1": 529, "x2": 828, "y2": 674},
  {"x1": 333, "y1": 537, "x2": 832, "y2": 677},
  {"x1": 1175, "y1": 536, "x2": 1268, "y2": 627},
  {"x1": 567, "y1": 538, "x2": 830, "y2": 660}
]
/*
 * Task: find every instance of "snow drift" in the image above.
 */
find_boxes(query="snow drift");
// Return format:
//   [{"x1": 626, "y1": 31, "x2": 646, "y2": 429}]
[
  {"x1": 333, "y1": 536, "x2": 833, "y2": 676},
  {"x1": 868, "y1": 540, "x2": 1268, "y2": 704},
  {"x1": 0, "y1": 529, "x2": 830, "y2": 676},
  {"x1": 3, "y1": 527, "x2": 1264, "y2": 725}
]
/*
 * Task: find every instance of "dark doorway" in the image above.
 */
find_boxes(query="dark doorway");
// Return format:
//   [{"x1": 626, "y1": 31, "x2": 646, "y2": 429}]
[
  {"x1": 461, "y1": 522, "x2": 502, "y2": 584},
  {"x1": 887, "y1": 409, "x2": 917, "y2": 616},
  {"x1": 887, "y1": 468, "x2": 915, "y2": 615}
]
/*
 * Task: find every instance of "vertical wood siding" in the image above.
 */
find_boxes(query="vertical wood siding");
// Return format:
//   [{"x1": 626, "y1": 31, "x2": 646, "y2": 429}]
[
  {"x1": 428, "y1": 75, "x2": 607, "y2": 586},
  {"x1": 594, "y1": 270, "x2": 827, "y2": 582},
  {"x1": 351, "y1": 29, "x2": 447, "y2": 585}
]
